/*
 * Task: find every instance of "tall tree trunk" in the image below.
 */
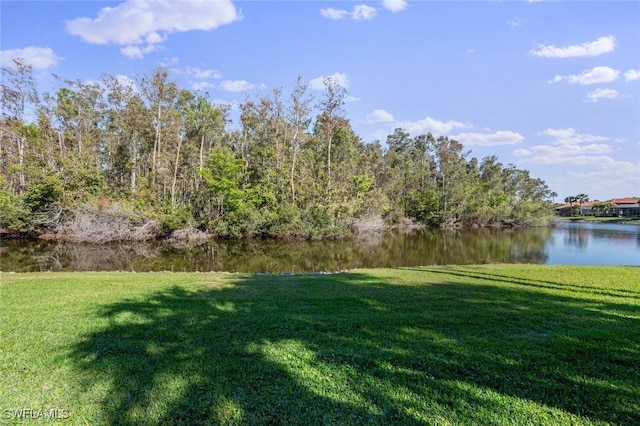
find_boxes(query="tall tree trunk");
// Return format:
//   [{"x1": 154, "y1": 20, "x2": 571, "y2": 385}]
[
  {"x1": 171, "y1": 134, "x2": 183, "y2": 208},
  {"x1": 327, "y1": 130, "x2": 332, "y2": 190},
  {"x1": 199, "y1": 132, "x2": 205, "y2": 172},
  {"x1": 17, "y1": 135, "x2": 25, "y2": 192},
  {"x1": 152, "y1": 103, "x2": 162, "y2": 184},
  {"x1": 130, "y1": 138, "x2": 137, "y2": 194},
  {"x1": 290, "y1": 144, "x2": 298, "y2": 203}
]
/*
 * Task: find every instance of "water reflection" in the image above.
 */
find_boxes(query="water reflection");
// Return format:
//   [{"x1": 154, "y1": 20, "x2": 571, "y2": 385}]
[
  {"x1": 549, "y1": 222, "x2": 640, "y2": 265},
  {"x1": 563, "y1": 226, "x2": 589, "y2": 249},
  {"x1": 1, "y1": 223, "x2": 638, "y2": 272}
]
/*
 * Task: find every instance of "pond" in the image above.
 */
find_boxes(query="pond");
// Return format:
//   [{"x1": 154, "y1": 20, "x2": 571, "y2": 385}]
[{"x1": 1, "y1": 222, "x2": 638, "y2": 273}]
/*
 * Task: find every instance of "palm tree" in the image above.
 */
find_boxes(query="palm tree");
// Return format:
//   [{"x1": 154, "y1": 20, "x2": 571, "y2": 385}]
[
  {"x1": 564, "y1": 195, "x2": 578, "y2": 216},
  {"x1": 576, "y1": 193, "x2": 589, "y2": 216}
]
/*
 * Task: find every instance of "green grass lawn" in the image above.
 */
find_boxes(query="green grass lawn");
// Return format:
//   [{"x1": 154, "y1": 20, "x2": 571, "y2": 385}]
[{"x1": 2, "y1": 265, "x2": 639, "y2": 425}]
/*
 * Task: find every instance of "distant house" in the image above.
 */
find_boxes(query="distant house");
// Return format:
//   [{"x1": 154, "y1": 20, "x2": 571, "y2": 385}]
[
  {"x1": 608, "y1": 198, "x2": 640, "y2": 217},
  {"x1": 555, "y1": 201, "x2": 595, "y2": 216},
  {"x1": 555, "y1": 197, "x2": 640, "y2": 217}
]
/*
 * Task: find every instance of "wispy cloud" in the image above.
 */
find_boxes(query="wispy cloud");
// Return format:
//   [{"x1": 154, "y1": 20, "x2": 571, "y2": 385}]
[
  {"x1": 0, "y1": 45, "x2": 63, "y2": 69},
  {"x1": 514, "y1": 128, "x2": 613, "y2": 165},
  {"x1": 172, "y1": 66, "x2": 223, "y2": 91},
  {"x1": 66, "y1": 0, "x2": 240, "y2": 58},
  {"x1": 585, "y1": 88, "x2": 619, "y2": 102},
  {"x1": 309, "y1": 72, "x2": 350, "y2": 91},
  {"x1": 366, "y1": 109, "x2": 395, "y2": 124},
  {"x1": 530, "y1": 36, "x2": 615, "y2": 58},
  {"x1": 320, "y1": 4, "x2": 377, "y2": 20},
  {"x1": 219, "y1": 80, "x2": 254, "y2": 93},
  {"x1": 566, "y1": 161, "x2": 640, "y2": 198},
  {"x1": 382, "y1": 0, "x2": 408, "y2": 13},
  {"x1": 550, "y1": 66, "x2": 620, "y2": 85},
  {"x1": 183, "y1": 66, "x2": 222, "y2": 80},
  {"x1": 452, "y1": 131, "x2": 524, "y2": 146},
  {"x1": 541, "y1": 128, "x2": 609, "y2": 145},
  {"x1": 366, "y1": 112, "x2": 523, "y2": 147},
  {"x1": 395, "y1": 116, "x2": 470, "y2": 136},
  {"x1": 192, "y1": 81, "x2": 216, "y2": 91},
  {"x1": 507, "y1": 17, "x2": 526, "y2": 29}
]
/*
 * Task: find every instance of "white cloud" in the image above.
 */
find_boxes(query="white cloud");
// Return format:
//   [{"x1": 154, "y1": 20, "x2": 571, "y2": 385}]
[
  {"x1": 120, "y1": 44, "x2": 161, "y2": 59},
  {"x1": 366, "y1": 109, "x2": 395, "y2": 123},
  {"x1": 145, "y1": 31, "x2": 167, "y2": 45},
  {"x1": 382, "y1": 0, "x2": 408, "y2": 13},
  {"x1": 320, "y1": 4, "x2": 377, "y2": 20},
  {"x1": 515, "y1": 128, "x2": 615, "y2": 165},
  {"x1": 624, "y1": 68, "x2": 640, "y2": 82},
  {"x1": 514, "y1": 145, "x2": 613, "y2": 164},
  {"x1": 192, "y1": 81, "x2": 215, "y2": 91},
  {"x1": 452, "y1": 131, "x2": 524, "y2": 146},
  {"x1": 367, "y1": 115, "x2": 522, "y2": 147},
  {"x1": 353, "y1": 5, "x2": 377, "y2": 20},
  {"x1": 320, "y1": 8, "x2": 350, "y2": 20},
  {"x1": 0, "y1": 45, "x2": 63, "y2": 69},
  {"x1": 174, "y1": 66, "x2": 222, "y2": 90},
  {"x1": 569, "y1": 66, "x2": 619, "y2": 84},
  {"x1": 552, "y1": 66, "x2": 620, "y2": 85},
  {"x1": 507, "y1": 17, "x2": 526, "y2": 29},
  {"x1": 114, "y1": 74, "x2": 138, "y2": 92},
  {"x1": 466, "y1": 48, "x2": 475, "y2": 55},
  {"x1": 513, "y1": 148, "x2": 531, "y2": 157},
  {"x1": 548, "y1": 75, "x2": 563, "y2": 84},
  {"x1": 219, "y1": 80, "x2": 254, "y2": 92},
  {"x1": 161, "y1": 57, "x2": 180, "y2": 67},
  {"x1": 585, "y1": 88, "x2": 619, "y2": 102},
  {"x1": 345, "y1": 95, "x2": 361, "y2": 103},
  {"x1": 184, "y1": 66, "x2": 222, "y2": 80},
  {"x1": 530, "y1": 36, "x2": 615, "y2": 58},
  {"x1": 567, "y1": 161, "x2": 640, "y2": 198},
  {"x1": 541, "y1": 128, "x2": 609, "y2": 145},
  {"x1": 395, "y1": 116, "x2": 470, "y2": 135},
  {"x1": 66, "y1": 0, "x2": 240, "y2": 58},
  {"x1": 309, "y1": 72, "x2": 350, "y2": 91}
]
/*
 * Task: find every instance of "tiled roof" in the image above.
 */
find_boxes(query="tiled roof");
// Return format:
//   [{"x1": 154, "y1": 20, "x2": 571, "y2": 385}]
[
  {"x1": 554, "y1": 197, "x2": 639, "y2": 210},
  {"x1": 555, "y1": 201, "x2": 595, "y2": 209},
  {"x1": 607, "y1": 197, "x2": 640, "y2": 205}
]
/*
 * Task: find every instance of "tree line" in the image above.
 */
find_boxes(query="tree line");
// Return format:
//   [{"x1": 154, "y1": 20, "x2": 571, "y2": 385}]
[{"x1": 0, "y1": 60, "x2": 555, "y2": 240}]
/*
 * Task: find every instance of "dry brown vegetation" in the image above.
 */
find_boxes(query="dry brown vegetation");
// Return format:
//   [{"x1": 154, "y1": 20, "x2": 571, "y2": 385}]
[{"x1": 58, "y1": 206, "x2": 160, "y2": 243}]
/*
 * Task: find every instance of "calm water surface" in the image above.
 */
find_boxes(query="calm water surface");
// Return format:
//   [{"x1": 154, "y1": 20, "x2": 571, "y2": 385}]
[{"x1": 1, "y1": 222, "x2": 638, "y2": 273}]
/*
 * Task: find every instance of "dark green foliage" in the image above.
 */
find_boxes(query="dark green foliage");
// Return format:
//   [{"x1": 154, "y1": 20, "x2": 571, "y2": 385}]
[
  {"x1": 23, "y1": 174, "x2": 63, "y2": 213},
  {"x1": 0, "y1": 65, "x2": 555, "y2": 238},
  {"x1": 160, "y1": 206, "x2": 192, "y2": 233},
  {"x1": 0, "y1": 178, "x2": 30, "y2": 231}
]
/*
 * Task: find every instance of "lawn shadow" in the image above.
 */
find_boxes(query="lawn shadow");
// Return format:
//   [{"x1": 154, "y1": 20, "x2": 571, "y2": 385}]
[
  {"x1": 69, "y1": 270, "x2": 640, "y2": 425},
  {"x1": 407, "y1": 266, "x2": 640, "y2": 299}
]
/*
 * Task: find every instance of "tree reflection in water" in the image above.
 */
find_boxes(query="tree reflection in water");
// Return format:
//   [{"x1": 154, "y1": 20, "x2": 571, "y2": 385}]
[{"x1": 1, "y1": 227, "x2": 555, "y2": 272}]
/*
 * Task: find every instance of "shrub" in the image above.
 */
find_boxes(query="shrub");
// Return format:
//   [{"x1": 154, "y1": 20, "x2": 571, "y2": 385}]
[{"x1": 58, "y1": 204, "x2": 160, "y2": 243}]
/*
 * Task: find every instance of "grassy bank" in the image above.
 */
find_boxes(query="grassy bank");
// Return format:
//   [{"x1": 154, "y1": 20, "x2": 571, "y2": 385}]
[{"x1": 2, "y1": 266, "x2": 639, "y2": 425}]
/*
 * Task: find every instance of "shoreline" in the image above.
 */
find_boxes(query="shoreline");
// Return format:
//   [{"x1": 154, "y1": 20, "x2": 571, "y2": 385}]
[{"x1": 551, "y1": 216, "x2": 640, "y2": 225}]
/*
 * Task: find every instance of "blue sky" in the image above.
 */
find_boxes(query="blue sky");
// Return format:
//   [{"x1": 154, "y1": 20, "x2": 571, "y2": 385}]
[{"x1": 2, "y1": 0, "x2": 639, "y2": 201}]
